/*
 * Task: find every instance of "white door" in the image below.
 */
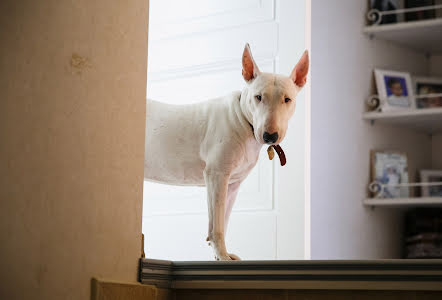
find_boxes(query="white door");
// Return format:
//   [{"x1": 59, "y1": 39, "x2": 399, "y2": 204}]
[{"x1": 143, "y1": 0, "x2": 307, "y2": 260}]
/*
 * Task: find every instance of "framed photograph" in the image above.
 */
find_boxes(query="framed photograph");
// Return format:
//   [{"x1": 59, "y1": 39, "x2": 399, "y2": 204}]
[
  {"x1": 413, "y1": 76, "x2": 442, "y2": 109},
  {"x1": 371, "y1": 150, "x2": 410, "y2": 198},
  {"x1": 420, "y1": 170, "x2": 442, "y2": 197},
  {"x1": 374, "y1": 69, "x2": 415, "y2": 111}
]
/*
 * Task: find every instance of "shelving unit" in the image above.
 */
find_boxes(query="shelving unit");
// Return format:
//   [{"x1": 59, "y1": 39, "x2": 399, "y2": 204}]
[
  {"x1": 363, "y1": 6, "x2": 442, "y2": 209},
  {"x1": 363, "y1": 107, "x2": 442, "y2": 134},
  {"x1": 364, "y1": 197, "x2": 442, "y2": 207}
]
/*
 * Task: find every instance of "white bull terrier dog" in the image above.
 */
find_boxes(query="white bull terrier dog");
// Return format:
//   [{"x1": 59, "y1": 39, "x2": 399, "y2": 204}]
[{"x1": 145, "y1": 44, "x2": 309, "y2": 260}]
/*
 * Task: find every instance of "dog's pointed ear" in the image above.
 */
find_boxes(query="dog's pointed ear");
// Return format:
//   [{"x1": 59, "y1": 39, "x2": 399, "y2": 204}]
[
  {"x1": 290, "y1": 50, "x2": 309, "y2": 88},
  {"x1": 242, "y1": 43, "x2": 260, "y2": 82}
]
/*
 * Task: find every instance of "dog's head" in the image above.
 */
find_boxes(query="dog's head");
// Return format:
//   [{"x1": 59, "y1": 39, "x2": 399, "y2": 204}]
[{"x1": 241, "y1": 43, "x2": 309, "y2": 145}]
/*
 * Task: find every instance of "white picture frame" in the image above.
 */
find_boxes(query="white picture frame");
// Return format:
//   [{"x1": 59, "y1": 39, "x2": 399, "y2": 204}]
[
  {"x1": 412, "y1": 76, "x2": 442, "y2": 109},
  {"x1": 370, "y1": 150, "x2": 410, "y2": 198},
  {"x1": 374, "y1": 69, "x2": 415, "y2": 112},
  {"x1": 420, "y1": 170, "x2": 442, "y2": 197}
]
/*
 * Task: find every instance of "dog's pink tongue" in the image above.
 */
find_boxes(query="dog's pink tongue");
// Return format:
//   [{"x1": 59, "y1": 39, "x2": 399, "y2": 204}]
[{"x1": 272, "y1": 145, "x2": 286, "y2": 166}]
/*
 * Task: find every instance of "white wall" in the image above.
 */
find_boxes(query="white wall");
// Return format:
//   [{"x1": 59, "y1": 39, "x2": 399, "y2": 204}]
[
  {"x1": 429, "y1": 55, "x2": 442, "y2": 77},
  {"x1": 432, "y1": 135, "x2": 442, "y2": 169},
  {"x1": 310, "y1": 0, "x2": 432, "y2": 259},
  {"x1": 275, "y1": 0, "x2": 307, "y2": 260}
]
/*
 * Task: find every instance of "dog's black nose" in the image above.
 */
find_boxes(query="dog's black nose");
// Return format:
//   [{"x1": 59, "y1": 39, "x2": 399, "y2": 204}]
[{"x1": 263, "y1": 131, "x2": 278, "y2": 144}]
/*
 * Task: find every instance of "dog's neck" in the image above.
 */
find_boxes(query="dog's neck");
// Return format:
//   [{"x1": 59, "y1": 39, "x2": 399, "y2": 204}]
[
  {"x1": 234, "y1": 90, "x2": 260, "y2": 147},
  {"x1": 238, "y1": 89, "x2": 254, "y2": 132}
]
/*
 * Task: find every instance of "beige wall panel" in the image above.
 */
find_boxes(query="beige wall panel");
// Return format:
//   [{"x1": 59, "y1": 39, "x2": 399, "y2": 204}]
[{"x1": 0, "y1": 1, "x2": 149, "y2": 299}]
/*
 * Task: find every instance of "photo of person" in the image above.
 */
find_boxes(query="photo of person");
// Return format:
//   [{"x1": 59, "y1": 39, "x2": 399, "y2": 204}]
[
  {"x1": 381, "y1": 164, "x2": 402, "y2": 197},
  {"x1": 414, "y1": 77, "x2": 442, "y2": 109},
  {"x1": 371, "y1": 151, "x2": 409, "y2": 198},
  {"x1": 384, "y1": 76, "x2": 410, "y2": 107},
  {"x1": 374, "y1": 69, "x2": 415, "y2": 111}
]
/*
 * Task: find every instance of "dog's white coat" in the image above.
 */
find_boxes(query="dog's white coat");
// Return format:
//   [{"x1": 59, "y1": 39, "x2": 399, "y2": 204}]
[{"x1": 144, "y1": 44, "x2": 309, "y2": 260}]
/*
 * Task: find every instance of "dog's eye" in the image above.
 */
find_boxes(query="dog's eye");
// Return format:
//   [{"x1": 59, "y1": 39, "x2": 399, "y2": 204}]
[
  {"x1": 284, "y1": 97, "x2": 291, "y2": 103},
  {"x1": 255, "y1": 95, "x2": 262, "y2": 101}
]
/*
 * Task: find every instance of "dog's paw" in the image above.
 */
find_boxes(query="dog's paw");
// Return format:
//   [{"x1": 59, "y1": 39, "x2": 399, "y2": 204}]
[
  {"x1": 215, "y1": 253, "x2": 232, "y2": 261},
  {"x1": 228, "y1": 253, "x2": 241, "y2": 260},
  {"x1": 214, "y1": 253, "x2": 241, "y2": 261}
]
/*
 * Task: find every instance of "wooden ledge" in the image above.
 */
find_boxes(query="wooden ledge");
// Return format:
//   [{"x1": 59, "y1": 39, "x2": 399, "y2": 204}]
[{"x1": 139, "y1": 258, "x2": 442, "y2": 290}]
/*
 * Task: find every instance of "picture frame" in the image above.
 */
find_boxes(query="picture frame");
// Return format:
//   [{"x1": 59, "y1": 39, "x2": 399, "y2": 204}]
[
  {"x1": 413, "y1": 76, "x2": 442, "y2": 109},
  {"x1": 420, "y1": 170, "x2": 442, "y2": 197},
  {"x1": 374, "y1": 69, "x2": 415, "y2": 112},
  {"x1": 370, "y1": 150, "x2": 410, "y2": 198}
]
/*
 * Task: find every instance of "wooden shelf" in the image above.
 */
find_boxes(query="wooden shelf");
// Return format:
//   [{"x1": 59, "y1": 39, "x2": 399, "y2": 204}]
[
  {"x1": 364, "y1": 197, "x2": 442, "y2": 207},
  {"x1": 363, "y1": 18, "x2": 442, "y2": 53},
  {"x1": 363, "y1": 107, "x2": 442, "y2": 134}
]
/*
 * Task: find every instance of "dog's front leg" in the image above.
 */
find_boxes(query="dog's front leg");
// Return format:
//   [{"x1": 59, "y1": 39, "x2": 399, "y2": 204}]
[
  {"x1": 204, "y1": 169, "x2": 237, "y2": 261},
  {"x1": 225, "y1": 181, "x2": 241, "y2": 234},
  {"x1": 223, "y1": 181, "x2": 241, "y2": 260}
]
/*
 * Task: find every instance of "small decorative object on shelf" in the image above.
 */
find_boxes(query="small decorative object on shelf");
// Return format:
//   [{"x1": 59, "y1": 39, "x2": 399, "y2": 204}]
[
  {"x1": 366, "y1": 94, "x2": 382, "y2": 111},
  {"x1": 420, "y1": 170, "x2": 442, "y2": 197},
  {"x1": 413, "y1": 76, "x2": 442, "y2": 109},
  {"x1": 370, "y1": 150, "x2": 409, "y2": 198},
  {"x1": 374, "y1": 69, "x2": 415, "y2": 111}
]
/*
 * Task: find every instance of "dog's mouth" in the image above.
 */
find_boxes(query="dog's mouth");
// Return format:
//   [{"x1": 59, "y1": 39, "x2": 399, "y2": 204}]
[{"x1": 249, "y1": 123, "x2": 286, "y2": 166}]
